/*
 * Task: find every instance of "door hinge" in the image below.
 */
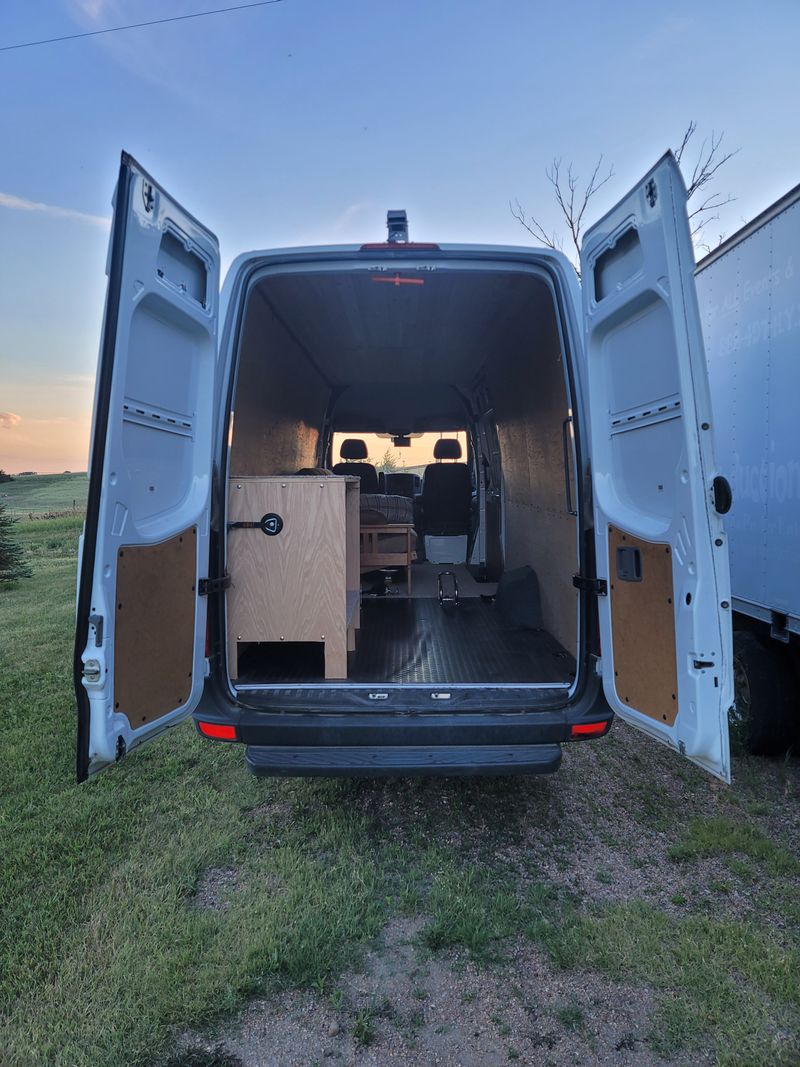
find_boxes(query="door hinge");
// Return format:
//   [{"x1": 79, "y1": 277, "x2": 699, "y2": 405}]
[
  {"x1": 198, "y1": 574, "x2": 231, "y2": 596},
  {"x1": 572, "y1": 574, "x2": 608, "y2": 596}
]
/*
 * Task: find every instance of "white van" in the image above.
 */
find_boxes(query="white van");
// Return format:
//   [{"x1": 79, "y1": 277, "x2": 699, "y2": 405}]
[{"x1": 74, "y1": 151, "x2": 734, "y2": 783}]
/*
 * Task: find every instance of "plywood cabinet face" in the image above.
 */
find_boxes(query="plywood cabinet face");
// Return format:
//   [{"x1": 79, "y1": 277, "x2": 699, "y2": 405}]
[{"x1": 226, "y1": 477, "x2": 359, "y2": 680}]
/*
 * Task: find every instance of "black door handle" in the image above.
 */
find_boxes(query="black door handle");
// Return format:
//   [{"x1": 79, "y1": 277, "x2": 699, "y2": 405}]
[{"x1": 712, "y1": 476, "x2": 732, "y2": 515}]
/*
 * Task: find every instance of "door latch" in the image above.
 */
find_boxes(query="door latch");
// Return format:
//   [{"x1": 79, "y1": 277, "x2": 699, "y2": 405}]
[
  {"x1": 572, "y1": 574, "x2": 608, "y2": 596},
  {"x1": 198, "y1": 575, "x2": 231, "y2": 596},
  {"x1": 82, "y1": 659, "x2": 102, "y2": 683}
]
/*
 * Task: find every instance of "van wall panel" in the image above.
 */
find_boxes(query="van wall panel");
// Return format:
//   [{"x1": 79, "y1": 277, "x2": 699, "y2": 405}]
[
  {"x1": 487, "y1": 285, "x2": 578, "y2": 654},
  {"x1": 230, "y1": 287, "x2": 330, "y2": 476}
]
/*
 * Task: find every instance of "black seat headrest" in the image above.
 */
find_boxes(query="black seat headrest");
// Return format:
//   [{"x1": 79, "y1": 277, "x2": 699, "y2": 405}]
[
  {"x1": 433, "y1": 438, "x2": 462, "y2": 460},
  {"x1": 339, "y1": 438, "x2": 369, "y2": 460}
]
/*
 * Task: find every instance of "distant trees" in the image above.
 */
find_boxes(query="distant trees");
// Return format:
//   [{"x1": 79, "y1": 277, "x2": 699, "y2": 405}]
[
  {"x1": 0, "y1": 502, "x2": 31, "y2": 583},
  {"x1": 368, "y1": 448, "x2": 401, "y2": 472},
  {"x1": 376, "y1": 448, "x2": 400, "y2": 472},
  {"x1": 511, "y1": 121, "x2": 738, "y2": 272},
  {"x1": 0, "y1": 470, "x2": 13, "y2": 483}
]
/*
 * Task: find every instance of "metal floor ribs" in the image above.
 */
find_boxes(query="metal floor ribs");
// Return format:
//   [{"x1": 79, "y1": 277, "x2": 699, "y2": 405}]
[{"x1": 235, "y1": 598, "x2": 576, "y2": 686}]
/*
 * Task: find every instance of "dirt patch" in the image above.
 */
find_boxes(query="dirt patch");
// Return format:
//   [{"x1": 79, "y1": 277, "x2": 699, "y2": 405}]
[
  {"x1": 173, "y1": 723, "x2": 798, "y2": 1066},
  {"x1": 336, "y1": 722, "x2": 800, "y2": 924},
  {"x1": 180, "y1": 917, "x2": 708, "y2": 1066},
  {"x1": 192, "y1": 867, "x2": 242, "y2": 911}
]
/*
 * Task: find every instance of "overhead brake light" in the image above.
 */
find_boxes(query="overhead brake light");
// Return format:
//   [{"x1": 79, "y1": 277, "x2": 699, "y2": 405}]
[
  {"x1": 197, "y1": 721, "x2": 238, "y2": 741},
  {"x1": 360, "y1": 242, "x2": 441, "y2": 251},
  {"x1": 570, "y1": 720, "x2": 610, "y2": 739}
]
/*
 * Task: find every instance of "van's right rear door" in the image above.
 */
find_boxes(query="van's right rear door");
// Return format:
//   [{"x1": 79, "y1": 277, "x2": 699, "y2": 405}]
[{"x1": 579, "y1": 153, "x2": 733, "y2": 782}]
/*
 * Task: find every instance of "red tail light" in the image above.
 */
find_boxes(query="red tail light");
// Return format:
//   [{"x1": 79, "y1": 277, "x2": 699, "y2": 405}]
[
  {"x1": 570, "y1": 720, "x2": 610, "y2": 739},
  {"x1": 197, "y1": 721, "x2": 237, "y2": 741}
]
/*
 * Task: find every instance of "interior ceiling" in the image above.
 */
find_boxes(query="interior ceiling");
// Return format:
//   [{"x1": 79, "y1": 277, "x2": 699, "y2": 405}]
[{"x1": 249, "y1": 267, "x2": 557, "y2": 432}]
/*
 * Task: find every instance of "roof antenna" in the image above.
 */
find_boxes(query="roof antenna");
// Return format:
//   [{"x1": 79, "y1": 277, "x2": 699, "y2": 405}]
[{"x1": 386, "y1": 209, "x2": 408, "y2": 243}]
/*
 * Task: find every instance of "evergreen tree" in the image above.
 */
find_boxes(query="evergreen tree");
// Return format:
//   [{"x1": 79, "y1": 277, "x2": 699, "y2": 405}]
[
  {"x1": 377, "y1": 448, "x2": 399, "y2": 472},
  {"x1": 0, "y1": 502, "x2": 31, "y2": 583}
]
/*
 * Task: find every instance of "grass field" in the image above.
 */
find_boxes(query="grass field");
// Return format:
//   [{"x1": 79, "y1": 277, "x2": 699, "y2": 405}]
[
  {"x1": 0, "y1": 472, "x2": 88, "y2": 516},
  {"x1": 1, "y1": 488, "x2": 798, "y2": 1066}
]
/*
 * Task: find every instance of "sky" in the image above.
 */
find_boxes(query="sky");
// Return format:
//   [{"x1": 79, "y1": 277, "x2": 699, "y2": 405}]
[{"x1": 1, "y1": 0, "x2": 799, "y2": 473}]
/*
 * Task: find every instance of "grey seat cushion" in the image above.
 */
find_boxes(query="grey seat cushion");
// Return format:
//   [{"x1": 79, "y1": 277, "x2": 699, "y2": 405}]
[{"x1": 360, "y1": 493, "x2": 415, "y2": 525}]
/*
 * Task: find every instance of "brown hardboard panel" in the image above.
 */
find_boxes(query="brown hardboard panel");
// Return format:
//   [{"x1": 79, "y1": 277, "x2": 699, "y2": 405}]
[
  {"x1": 608, "y1": 525, "x2": 678, "y2": 726},
  {"x1": 114, "y1": 527, "x2": 197, "y2": 727},
  {"x1": 227, "y1": 477, "x2": 356, "y2": 679}
]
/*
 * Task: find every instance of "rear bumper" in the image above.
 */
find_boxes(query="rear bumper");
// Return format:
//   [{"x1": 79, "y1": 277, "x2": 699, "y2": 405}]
[
  {"x1": 194, "y1": 667, "x2": 613, "y2": 776},
  {"x1": 245, "y1": 742, "x2": 562, "y2": 777}
]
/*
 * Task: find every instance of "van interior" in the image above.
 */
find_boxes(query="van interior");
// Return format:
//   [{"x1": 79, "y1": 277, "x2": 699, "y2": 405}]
[{"x1": 224, "y1": 263, "x2": 580, "y2": 690}]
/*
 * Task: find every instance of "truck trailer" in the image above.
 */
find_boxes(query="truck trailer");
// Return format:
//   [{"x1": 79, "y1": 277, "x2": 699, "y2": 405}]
[{"x1": 696, "y1": 185, "x2": 800, "y2": 754}]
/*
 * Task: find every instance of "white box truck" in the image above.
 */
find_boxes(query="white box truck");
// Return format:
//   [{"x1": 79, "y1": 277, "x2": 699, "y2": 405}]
[
  {"x1": 74, "y1": 151, "x2": 734, "y2": 783},
  {"x1": 696, "y1": 186, "x2": 800, "y2": 754}
]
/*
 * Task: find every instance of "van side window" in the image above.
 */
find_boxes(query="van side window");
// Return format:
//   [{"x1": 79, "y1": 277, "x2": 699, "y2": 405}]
[{"x1": 593, "y1": 227, "x2": 643, "y2": 302}]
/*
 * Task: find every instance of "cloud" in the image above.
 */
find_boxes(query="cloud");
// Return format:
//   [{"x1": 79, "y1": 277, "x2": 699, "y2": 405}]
[
  {"x1": 64, "y1": 0, "x2": 215, "y2": 105},
  {"x1": 332, "y1": 202, "x2": 371, "y2": 234},
  {"x1": 288, "y1": 202, "x2": 376, "y2": 248},
  {"x1": 0, "y1": 191, "x2": 110, "y2": 229},
  {"x1": 0, "y1": 412, "x2": 22, "y2": 429},
  {"x1": 72, "y1": 0, "x2": 112, "y2": 16}
]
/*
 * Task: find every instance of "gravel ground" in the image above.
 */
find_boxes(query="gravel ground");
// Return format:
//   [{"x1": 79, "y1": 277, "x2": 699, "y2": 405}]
[
  {"x1": 177, "y1": 917, "x2": 710, "y2": 1067},
  {"x1": 172, "y1": 722, "x2": 800, "y2": 1066}
]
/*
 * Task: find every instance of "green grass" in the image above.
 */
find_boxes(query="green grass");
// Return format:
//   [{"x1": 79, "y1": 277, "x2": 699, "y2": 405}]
[
  {"x1": 668, "y1": 817, "x2": 800, "y2": 875},
  {"x1": 555, "y1": 997, "x2": 584, "y2": 1031},
  {"x1": 1, "y1": 514, "x2": 799, "y2": 1067},
  {"x1": 0, "y1": 472, "x2": 88, "y2": 516},
  {"x1": 533, "y1": 899, "x2": 800, "y2": 1066}
]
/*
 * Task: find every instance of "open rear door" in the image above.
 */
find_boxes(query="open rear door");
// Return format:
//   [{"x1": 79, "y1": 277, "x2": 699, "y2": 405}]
[
  {"x1": 74, "y1": 153, "x2": 219, "y2": 781},
  {"x1": 580, "y1": 153, "x2": 732, "y2": 781}
]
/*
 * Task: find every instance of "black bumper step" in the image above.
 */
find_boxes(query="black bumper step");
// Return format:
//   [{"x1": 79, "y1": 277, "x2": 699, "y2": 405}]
[{"x1": 245, "y1": 743, "x2": 562, "y2": 777}]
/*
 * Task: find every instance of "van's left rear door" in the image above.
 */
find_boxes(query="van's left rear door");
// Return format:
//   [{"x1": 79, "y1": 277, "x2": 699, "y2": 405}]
[{"x1": 74, "y1": 153, "x2": 219, "y2": 781}]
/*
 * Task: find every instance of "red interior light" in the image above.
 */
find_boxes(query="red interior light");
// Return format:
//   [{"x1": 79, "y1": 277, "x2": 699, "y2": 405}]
[
  {"x1": 198, "y1": 721, "x2": 237, "y2": 741},
  {"x1": 370, "y1": 274, "x2": 425, "y2": 286},
  {"x1": 570, "y1": 720, "x2": 610, "y2": 738}
]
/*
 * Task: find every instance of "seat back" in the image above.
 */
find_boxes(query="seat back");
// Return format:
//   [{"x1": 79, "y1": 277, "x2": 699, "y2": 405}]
[
  {"x1": 332, "y1": 438, "x2": 379, "y2": 492},
  {"x1": 420, "y1": 439, "x2": 472, "y2": 535}
]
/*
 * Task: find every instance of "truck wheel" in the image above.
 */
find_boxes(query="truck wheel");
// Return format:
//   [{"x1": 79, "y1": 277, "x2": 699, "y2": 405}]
[{"x1": 731, "y1": 630, "x2": 795, "y2": 755}]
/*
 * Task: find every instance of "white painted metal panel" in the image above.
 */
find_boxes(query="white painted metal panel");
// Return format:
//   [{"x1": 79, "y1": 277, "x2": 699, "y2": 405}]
[
  {"x1": 581, "y1": 153, "x2": 733, "y2": 782},
  {"x1": 697, "y1": 193, "x2": 800, "y2": 627},
  {"x1": 76, "y1": 154, "x2": 219, "y2": 778}
]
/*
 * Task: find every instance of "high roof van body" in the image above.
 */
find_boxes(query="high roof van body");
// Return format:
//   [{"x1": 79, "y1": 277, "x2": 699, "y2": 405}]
[{"x1": 74, "y1": 152, "x2": 734, "y2": 783}]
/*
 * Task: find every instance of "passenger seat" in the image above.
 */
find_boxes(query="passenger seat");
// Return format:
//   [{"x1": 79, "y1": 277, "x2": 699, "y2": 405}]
[
  {"x1": 332, "y1": 439, "x2": 380, "y2": 492},
  {"x1": 418, "y1": 439, "x2": 472, "y2": 562}
]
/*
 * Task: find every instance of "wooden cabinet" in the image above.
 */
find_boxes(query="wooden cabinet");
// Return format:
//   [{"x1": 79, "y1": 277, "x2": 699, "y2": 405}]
[{"x1": 227, "y1": 476, "x2": 360, "y2": 680}]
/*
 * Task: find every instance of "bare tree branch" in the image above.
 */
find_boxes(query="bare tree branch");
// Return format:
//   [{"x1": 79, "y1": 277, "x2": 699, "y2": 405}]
[
  {"x1": 673, "y1": 120, "x2": 697, "y2": 167},
  {"x1": 509, "y1": 197, "x2": 563, "y2": 252},
  {"x1": 512, "y1": 123, "x2": 739, "y2": 264},
  {"x1": 672, "y1": 122, "x2": 739, "y2": 247},
  {"x1": 511, "y1": 156, "x2": 613, "y2": 274}
]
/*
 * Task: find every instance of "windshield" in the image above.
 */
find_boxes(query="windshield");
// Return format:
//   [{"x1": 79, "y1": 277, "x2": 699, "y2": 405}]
[{"x1": 331, "y1": 432, "x2": 468, "y2": 477}]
